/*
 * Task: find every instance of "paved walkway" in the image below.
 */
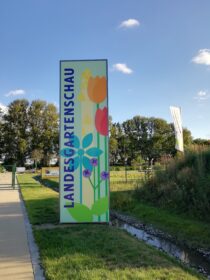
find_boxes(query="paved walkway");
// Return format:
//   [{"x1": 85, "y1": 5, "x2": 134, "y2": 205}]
[{"x1": 0, "y1": 173, "x2": 34, "y2": 279}]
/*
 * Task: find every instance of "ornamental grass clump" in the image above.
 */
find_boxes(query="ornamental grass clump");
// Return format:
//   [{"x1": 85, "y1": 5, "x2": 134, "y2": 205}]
[
  {"x1": 136, "y1": 149, "x2": 210, "y2": 222},
  {"x1": 0, "y1": 164, "x2": 5, "y2": 173}
]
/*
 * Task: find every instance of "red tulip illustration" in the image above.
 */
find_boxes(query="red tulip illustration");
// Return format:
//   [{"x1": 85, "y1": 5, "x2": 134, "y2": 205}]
[{"x1": 95, "y1": 107, "x2": 108, "y2": 136}]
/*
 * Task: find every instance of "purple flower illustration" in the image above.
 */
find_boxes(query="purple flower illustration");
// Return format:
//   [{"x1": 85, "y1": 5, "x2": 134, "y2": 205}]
[
  {"x1": 90, "y1": 158, "x2": 98, "y2": 166},
  {"x1": 100, "y1": 171, "x2": 109, "y2": 181},
  {"x1": 83, "y1": 169, "x2": 92, "y2": 178}
]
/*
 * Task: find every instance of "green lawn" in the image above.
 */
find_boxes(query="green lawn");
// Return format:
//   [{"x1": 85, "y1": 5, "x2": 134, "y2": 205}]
[
  {"x1": 40, "y1": 170, "x2": 144, "y2": 187},
  {"x1": 24, "y1": 173, "x2": 210, "y2": 249},
  {"x1": 35, "y1": 226, "x2": 202, "y2": 280},
  {"x1": 17, "y1": 174, "x2": 59, "y2": 224},
  {"x1": 111, "y1": 189, "x2": 210, "y2": 250},
  {"x1": 41, "y1": 176, "x2": 138, "y2": 192},
  {"x1": 110, "y1": 170, "x2": 144, "y2": 182},
  {"x1": 17, "y1": 174, "x2": 203, "y2": 280}
]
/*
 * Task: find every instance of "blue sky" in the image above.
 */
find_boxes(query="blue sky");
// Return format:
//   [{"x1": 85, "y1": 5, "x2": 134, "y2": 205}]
[{"x1": 0, "y1": 0, "x2": 210, "y2": 138}]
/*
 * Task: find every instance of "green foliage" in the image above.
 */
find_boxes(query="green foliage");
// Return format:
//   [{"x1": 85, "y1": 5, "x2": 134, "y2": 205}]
[
  {"x1": 17, "y1": 175, "x2": 204, "y2": 279},
  {"x1": 0, "y1": 164, "x2": 5, "y2": 173},
  {"x1": 1, "y1": 104, "x2": 194, "y2": 167},
  {"x1": 0, "y1": 109, "x2": 4, "y2": 159},
  {"x1": 131, "y1": 155, "x2": 145, "y2": 169},
  {"x1": 3, "y1": 99, "x2": 29, "y2": 165},
  {"x1": 110, "y1": 166, "x2": 124, "y2": 171},
  {"x1": 153, "y1": 162, "x2": 163, "y2": 171},
  {"x1": 19, "y1": 174, "x2": 210, "y2": 256},
  {"x1": 111, "y1": 191, "x2": 135, "y2": 211},
  {"x1": 110, "y1": 170, "x2": 144, "y2": 183},
  {"x1": 109, "y1": 115, "x2": 193, "y2": 167},
  {"x1": 28, "y1": 100, "x2": 59, "y2": 166},
  {"x1": 17, "y1": 174, "x2": 59, "y2": 224},
  {"x1": 31, "y1": 149, "x2": 44, "y2": 169},
  {"x1": 1, "y1": 99, "x2": 58, "y2": 166},
  {"x1": 136, "y1": 149, "x2": 210, "y2": 222},
  {"x1": 193, "y1": 138, "x2": 210, "y2": 146},
  {"x1": 110, "y1": 183, "x2": 210, "y2": 249},
  {"x1": 112, "y1": 195, "x2": 210, "y2": 250},
  {"x1": 35, "y1": 226, "x2": 202, "y2": 280}
]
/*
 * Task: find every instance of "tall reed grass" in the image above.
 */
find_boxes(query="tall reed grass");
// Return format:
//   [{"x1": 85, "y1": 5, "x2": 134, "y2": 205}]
[{"x1": 136, "y1": 147, "x2": 210, "y2": 222}]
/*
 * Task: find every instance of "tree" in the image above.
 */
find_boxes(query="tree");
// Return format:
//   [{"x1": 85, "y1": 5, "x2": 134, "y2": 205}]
[
  {"x1": 146, "y1": 118, "x2": 175, "y2": 163},
  {"x1": 28, "y1": 100, "x2": 59, "y2": 166},
  {"x1": 109, "y1": 116, "x2": 120, "y2": 165},
  {"x1": 122, "y1": 116, "x2": 147, "y2": 165},
  {"x1": 3, "y1": 99, "x2": 29, "y2": 165},
  {"x1": 31, "y1": 149, "x2": 44, "y2": 169},
  {"x1": 193, "y1": 138, "x2": 210, "y2": 146},
  {"x1": 131, "y1": 155, "x2": 145, "y2": 170},
  {"x1": 113, "y1": 122, "x2": 125, "y2": 165},
  {"x1": 28, "y1": 100, "x2": 46, "y2": 153},
  {"x1": 183, "y1": 128, "x2": 193, "y2": 147},
  {"x1": 122, "y1": 116, "x2": 175, "y2": 164},
  {"x1": 41, "y1": 103, "x2": 59, "y2": 166},
  {"x1": 0, "y1": 108, "x2": 4, "y2": 159},
  {"x1": 1, "y1": 99, "x2": 59, "y2": 166}
]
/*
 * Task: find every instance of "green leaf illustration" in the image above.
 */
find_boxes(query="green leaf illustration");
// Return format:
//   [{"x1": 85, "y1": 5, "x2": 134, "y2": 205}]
[
  {"x1": 91, "y1": 196, "x2": 109, "y2": 216},
  {"x1": 67, "y1": 203, "x2": 93, "y2": 222}
]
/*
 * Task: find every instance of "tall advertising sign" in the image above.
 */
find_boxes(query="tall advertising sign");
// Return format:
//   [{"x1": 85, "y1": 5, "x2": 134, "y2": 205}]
[
  {"x1": 170, "y1": 106, "x2": 184, "y2": 152},
  {"x1": 60, "y1": 60, "x2": 109, "y2": 223}
]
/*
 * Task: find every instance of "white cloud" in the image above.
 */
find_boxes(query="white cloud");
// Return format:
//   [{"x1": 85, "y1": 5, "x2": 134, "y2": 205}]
[
  {"x1": 119, "y1": 19, "x2": 140, "y2": 29},
  {"x1": 5, "y1": 89, "x2": 26, "y2": 97},
  {"x1": 192, "y1": 49, "x2": 210, "y2": 66},
  {"x1": 112, "y1": 63, "x2": 133, "y2": 74},
  {"x1": 53, "y1": 102, "x2": 59, "y2": 109},
  {"x1": 0, "y1": 103, "x2": 8, "y2": 114},
  {"x1": 194, "y1": 90, "x2": 209, "y2": 101},
  {"x1": 198, "y1": 91, "x2": 207, "y2": 97}
]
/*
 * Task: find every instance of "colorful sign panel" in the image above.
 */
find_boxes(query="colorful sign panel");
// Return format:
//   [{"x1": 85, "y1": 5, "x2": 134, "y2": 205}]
[
  {"x1": 60, "y1": 60, "x2": 109, "y2": 223},
  {"x1": 170, "y1": 106, "x2": 184, "y2": 152}
]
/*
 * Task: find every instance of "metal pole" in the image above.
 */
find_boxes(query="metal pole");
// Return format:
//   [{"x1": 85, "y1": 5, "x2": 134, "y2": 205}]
[
  {"x1": 124, "y1": 136, "x2": 127, "y2": 183},
  {"x1": 125, "y1": 160, "x2": 127, "y2": 183},
  {"x1": 12, "y1": 163, "x2": 16, "y2": 189}
]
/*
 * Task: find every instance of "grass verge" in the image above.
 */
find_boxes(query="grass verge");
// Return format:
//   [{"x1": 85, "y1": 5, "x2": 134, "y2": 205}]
[
  {"x1": 25, "y1": 174, "x2": 210, "y2": 249},
  {"x1": 17, "y1": 174, "x2": 203, "y2": 280},
  {"x1": 17, "y1": 174, "x2": 59, "y2": 224},
  {"x1": 35, "y1": 226, "x2": 203, "y2": 280},
  {"x1": 111, "y1": 190, "x2": 210, "y2": 249}
]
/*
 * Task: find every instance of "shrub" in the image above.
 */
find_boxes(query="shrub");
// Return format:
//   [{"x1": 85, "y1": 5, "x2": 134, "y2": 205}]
[
  {"x1": 136, "y1": 149, "x2": 210, "y2": 222},
  {"x1": 0, "y1": 165, "x2": 5, "y2": 173},
  {"x1": 111, "y1": 191, "x2": 135, "y2": 211}
]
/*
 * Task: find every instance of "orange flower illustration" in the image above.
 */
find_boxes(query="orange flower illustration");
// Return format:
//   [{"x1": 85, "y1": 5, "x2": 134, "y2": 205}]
[{"x1": 87, "y1": 76, "x2": 107, "y2": 103}]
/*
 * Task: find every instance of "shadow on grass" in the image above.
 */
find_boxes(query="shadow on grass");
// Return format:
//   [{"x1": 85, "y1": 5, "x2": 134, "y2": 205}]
[
  {"x1": 18, "y1": 177, "x2": 59, "y2": 225},
  {"x1": 33, "y1": 176, "x2": 59, "y2": 193},
  {"x1": 24, "y1": 197, "x2": 59, "y2": 225}
]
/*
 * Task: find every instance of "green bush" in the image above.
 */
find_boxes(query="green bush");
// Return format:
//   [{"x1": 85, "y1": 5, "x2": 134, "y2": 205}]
[
  {"x1": 0, "y1": 165, "x2": 5, "y2": 173},
  {"x1": 111, "y1": 191, "x2": 135, "y2": 211},
  {"x1": 110, "y1": 166, "x2": 125, "y2": 171},
  {"x1": 136, "y1": 149, "x2": 210, "y2": 222}
]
